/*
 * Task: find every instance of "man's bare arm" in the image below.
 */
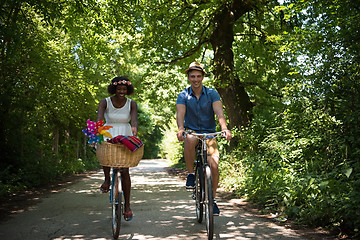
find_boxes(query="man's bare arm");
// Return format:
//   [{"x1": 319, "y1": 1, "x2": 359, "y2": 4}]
[
  {"x1": 213, "y1": 101, "x2": 232, "y2": 140},
  {"x1": 176, "y1": 104, "x2": 186, "y2": 141}
]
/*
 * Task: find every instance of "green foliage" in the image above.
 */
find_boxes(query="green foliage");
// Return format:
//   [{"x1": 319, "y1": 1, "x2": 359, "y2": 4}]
[
  {"x1": 227, "y1": 89, "x2": 359, "y2": 233},
  {"x1": 0, "y1": 0, "x2": 164, "y2": 196},
  {"x1": 0, "y1": 0, "x2": 137, "y2": 194},
  {"x1": 0, "y1": 146, "x2": 100, "y2": 196},
  {"x1": 220, "y1": 1, "x2": 360, "y2": 236},
  {"x1": 160, "y1": 119, "x2": 184, "y2": 167},
  {"x1": 137, "y1": 103, "x2": 163, "y2": 159}
]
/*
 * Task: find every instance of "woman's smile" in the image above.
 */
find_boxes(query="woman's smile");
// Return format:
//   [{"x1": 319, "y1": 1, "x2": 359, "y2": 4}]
[{"x1": 116, "y1": 85, "x2": 128, "y2": 97}]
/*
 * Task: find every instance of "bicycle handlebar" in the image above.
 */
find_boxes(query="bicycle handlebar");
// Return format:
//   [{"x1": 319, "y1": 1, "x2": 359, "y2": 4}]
[{"x1": 183, "y1": 130, "x2": 226, "y2": 139}]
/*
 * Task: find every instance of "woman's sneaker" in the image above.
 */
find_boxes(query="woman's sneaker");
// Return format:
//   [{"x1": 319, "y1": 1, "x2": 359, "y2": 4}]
[{"x1": 186, "y1": 174, "x2": 195, "y2": 189}]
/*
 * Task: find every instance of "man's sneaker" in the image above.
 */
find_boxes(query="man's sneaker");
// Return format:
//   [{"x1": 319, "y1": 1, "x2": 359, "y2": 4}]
[
  {"x1": 213, "y1": 202, "x2": 220, "y2": 216},
  {"x1": 186, "y1": 174, "x2": 195, "y2": 189}
]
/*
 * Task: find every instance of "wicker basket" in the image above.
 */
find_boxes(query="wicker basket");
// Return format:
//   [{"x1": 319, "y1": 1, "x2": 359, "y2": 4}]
[{"x1": 96, "y1": 142, "x2": 144, "y2": 167}]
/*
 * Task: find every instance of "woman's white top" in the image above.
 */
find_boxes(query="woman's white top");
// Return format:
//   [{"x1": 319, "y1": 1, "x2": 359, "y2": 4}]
[{"x1": 104, "y1": 97, "x2": 133, "y2": 140}]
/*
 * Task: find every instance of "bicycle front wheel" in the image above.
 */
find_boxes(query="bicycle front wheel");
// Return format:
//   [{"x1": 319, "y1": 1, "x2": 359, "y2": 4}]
[
  {"x1": 111, "y1": 170, "x2": 122, "y2": 239},
  {"x1": 204, "y1": 165, "x2": 214, "y2": 240},
  {"x1": 195, "y1": 165, "x2": 203, "y2": 223}
]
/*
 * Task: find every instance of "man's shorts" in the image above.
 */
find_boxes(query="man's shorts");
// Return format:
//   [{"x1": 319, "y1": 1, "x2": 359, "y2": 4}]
[{"x1": 206, "y1": 138, "x2": 220, "y2": 160}]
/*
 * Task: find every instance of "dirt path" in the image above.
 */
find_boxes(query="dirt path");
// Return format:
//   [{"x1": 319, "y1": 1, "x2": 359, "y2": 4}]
[{"x1": 0, "y1": 159, "x2": 333, "y2": 239}]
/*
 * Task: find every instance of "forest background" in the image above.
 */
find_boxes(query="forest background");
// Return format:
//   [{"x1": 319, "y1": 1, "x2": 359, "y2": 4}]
[{"x1": 1, "y1": 0, "x2": 359, "y2": 237}]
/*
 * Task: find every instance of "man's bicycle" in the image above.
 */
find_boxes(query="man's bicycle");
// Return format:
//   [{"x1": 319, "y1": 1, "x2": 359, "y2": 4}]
[
  {"x1": 110, "y1": 167, "x2": 123, "y2": 239},
  {"x1": 184, "y1": 130, "x2": 225, "y2": 240}
]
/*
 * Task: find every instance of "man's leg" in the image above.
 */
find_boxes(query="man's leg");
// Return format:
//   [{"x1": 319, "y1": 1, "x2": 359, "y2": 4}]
[
  {"x1": 207, "y1": 138, "x2": 220, "y2": 197},
  {"x1": 184, "y1": 135, "x2": 198, "y2": 188}
]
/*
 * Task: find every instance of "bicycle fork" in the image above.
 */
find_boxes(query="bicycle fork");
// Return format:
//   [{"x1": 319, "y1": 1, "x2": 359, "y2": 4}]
[{"x1": 110, "y1": 170, "x2": 123, "y2": 205}]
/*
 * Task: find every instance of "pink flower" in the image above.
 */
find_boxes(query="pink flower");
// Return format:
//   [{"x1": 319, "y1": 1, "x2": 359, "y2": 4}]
[{"x1": 113, "y1": 80, "x2": 132, "y2": 86}]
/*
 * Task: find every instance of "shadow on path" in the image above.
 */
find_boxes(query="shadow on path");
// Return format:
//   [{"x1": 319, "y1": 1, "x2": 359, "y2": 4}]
[{"x1": 0, "y1": 159, "x2": 333, "y2": 240}]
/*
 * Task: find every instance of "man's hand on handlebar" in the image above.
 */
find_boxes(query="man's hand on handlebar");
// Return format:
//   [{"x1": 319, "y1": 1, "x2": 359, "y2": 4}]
[
  {"x1": 222, "y1": 129, "x2": 232, "y2": 141},
  {"x1": 177, "y1": 129, "x2": 185, "y2": 142}
]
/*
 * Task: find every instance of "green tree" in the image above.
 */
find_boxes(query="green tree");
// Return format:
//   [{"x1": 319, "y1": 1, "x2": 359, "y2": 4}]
[
  {"x1": 0, "y1": 0, "x2": 158, "y2": 194},
  {"x1": 134, "y1": 0, "x2": 292, "y2": 131},
  {"x1": 219, "y1": 0, "x2": 360, "y2": 235}
]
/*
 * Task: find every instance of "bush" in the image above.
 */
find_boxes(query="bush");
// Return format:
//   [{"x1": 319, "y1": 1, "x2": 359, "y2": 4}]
[
  {"x1": 160, "y1": 120, "x2": 185, "y2": 168},
  {"x1": 0, "y1": 144, "x2": 100, "y2": 197},
  {"x1": 220, "y1": 94, "x2": 360, "y2": 236}
]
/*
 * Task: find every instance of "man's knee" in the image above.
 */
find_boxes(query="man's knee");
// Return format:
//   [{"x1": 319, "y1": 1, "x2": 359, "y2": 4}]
[
  {"x1": 207, "y1": 138, "x2": 219, "y2": 158},
  {"x1": 184, "y1": 135, "x2": 198, "y2": 147}
]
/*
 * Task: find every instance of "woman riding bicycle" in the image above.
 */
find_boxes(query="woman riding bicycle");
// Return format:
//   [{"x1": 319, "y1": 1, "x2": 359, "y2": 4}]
[
  {"x1": 97, "y1": 76, "x2": 138, "y2": 221},
  {"x1": 176, "y1": 62, "x2": 232, "y2": 216}
]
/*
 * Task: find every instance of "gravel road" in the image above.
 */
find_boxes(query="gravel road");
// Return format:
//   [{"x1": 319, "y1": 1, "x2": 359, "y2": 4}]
[{"x1": 0, "y1": 159, "x2": 332, "y2": 240}]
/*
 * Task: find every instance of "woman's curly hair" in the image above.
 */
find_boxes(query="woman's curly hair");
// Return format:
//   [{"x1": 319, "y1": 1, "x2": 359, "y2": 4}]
[{"x1": 107, "y1": 76, "x2": 135, "y2": 95}]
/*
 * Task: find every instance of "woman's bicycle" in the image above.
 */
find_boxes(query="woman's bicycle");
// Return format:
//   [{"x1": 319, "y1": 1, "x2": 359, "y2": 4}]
[
  {"x1": 184, "y1": 130, "x2": 226, "y2": 240},
  {"x1": 96, "y1": 140, "x2": 143, "y2": 239},
  {"x1": 110, "y1": 167, "x2": 123, "y2": 239}
]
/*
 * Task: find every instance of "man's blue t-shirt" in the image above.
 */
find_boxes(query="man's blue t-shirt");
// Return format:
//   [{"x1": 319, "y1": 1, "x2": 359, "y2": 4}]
[{"x1": 176, "y1": 86, "x2": 221, "y2": 133}]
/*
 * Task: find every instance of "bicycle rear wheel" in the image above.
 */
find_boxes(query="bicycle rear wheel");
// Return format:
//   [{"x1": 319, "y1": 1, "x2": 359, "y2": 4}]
[
  {"x1": 204, "y1": 165, "x2": 214, "y2": 240},
  {"x1": 111, "y1": 170, "x2": 122, "y2": 239},
  {"x1": 195, "y1": 164, "x2": 203, "y2": 223}
]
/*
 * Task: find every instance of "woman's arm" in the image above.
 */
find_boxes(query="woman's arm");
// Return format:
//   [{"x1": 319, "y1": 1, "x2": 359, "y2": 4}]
[
  {"x1": 97, "y1": 99, "x2": 107, "y2": 122},
  {"x1": 130, "y1": 100, "x2": 138, "y2": 136}
]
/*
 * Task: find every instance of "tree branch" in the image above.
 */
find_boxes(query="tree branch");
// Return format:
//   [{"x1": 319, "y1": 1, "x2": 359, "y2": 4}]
[
  {"x1": 155, "y1": 37, "x2": 210, "y2": 64},
  {"x1": 243, "y1": 81, "x2": 283, "y2": 98}
]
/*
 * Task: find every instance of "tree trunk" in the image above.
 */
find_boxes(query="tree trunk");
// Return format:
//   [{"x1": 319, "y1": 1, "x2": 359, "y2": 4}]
[
  {"x1": 210, "y1": 1, "x2": 254, "y2": 129},
  {"x1": 83, "y1": 137, "x2": 87, "y2": 161}
]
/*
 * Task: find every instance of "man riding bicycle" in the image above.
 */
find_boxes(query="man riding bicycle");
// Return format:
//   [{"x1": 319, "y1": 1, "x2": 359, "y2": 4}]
[{"x1": 176, "y1": 62, "x2": 232, "y2": 216}]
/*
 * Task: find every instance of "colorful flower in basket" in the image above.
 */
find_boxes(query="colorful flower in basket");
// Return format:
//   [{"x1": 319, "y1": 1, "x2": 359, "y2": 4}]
[{"x1": 82, "y1": 119, "x2": 113, "y2": 144}]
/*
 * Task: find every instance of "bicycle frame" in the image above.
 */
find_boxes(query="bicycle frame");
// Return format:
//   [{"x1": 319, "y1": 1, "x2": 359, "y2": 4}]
[
  {"x1": 110, "y1": 168, "x2": 123, "y2": 204},
  {"x1": 187, "y1": 130, "x2": 225, "y2": 172}
]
